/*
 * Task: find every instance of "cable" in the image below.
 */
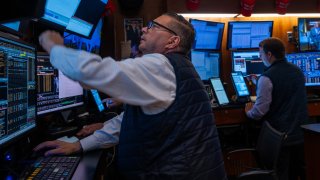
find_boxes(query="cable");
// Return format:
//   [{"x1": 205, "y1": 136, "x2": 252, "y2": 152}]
[{"x1": 105, "y1": 146, "x2": 116, "y2": 168}]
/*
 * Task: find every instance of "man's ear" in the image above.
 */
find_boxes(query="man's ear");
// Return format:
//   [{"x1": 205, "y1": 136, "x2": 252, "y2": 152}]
[{"x1": 165, "y1": 36, "x2": 180, "y2": 49}]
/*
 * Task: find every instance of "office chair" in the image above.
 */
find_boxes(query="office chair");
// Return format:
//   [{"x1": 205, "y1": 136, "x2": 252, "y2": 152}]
[{"x1": 225, "y1": 121, "x2": 285, "y2": 180}]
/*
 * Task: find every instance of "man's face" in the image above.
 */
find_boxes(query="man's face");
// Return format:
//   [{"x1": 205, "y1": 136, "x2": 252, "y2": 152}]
[
  {"x1": 139, "y1": 15, "x2": 177, "y2": 55},
  {"x1": 259, "y1": 47, "x2": 271, "y2": 67}
]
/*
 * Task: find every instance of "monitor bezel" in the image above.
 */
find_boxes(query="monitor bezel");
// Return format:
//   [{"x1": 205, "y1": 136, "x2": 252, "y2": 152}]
[
  {"x1": 0, "y1": 31, "x2": 37, "y2": 149},
  {"x1": 189, "y1": 18, "x2": 225, "y2": 51},
  {"x1": 227, "y1": 21, "x2": 274, "y2": 50},
  {"x1": 36, "y1": 52, "x2": 85, "y2": 116}
]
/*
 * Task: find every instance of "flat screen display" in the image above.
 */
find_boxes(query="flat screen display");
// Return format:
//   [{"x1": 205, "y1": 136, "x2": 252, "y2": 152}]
[
  {"x1": 210, "y1": 78, "x2": 229, "y2": 105},
  {"x1": 190, "y1": 19, "x2": 225, "y2": 51},
  {"x1": 286, "y1": 52, "x2": 320, "y2": 86},
  {"x1": 232, "y1": 51, "x2": 265, "y2": 76},
  {"x1": 191, "y1": 50, "x2": 220, "y2": 81},
  {"x1": 298, "y1": 18, "x2": 320, "y2": 52},
  {"x1": 231, "y1": 72, "x2": 250, "y2": 97},
  {"x1": 227, "y1": 21, "x2": 273, "y2": 50}
]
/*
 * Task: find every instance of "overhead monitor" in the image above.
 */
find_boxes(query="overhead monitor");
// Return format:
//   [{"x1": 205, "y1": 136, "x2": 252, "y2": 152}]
[
  {"x1": 227, "y1": 21, "x2": 273, "y2": 50},
  {"x1": 0, "y1": 32, "x2": 36, "y2": 148},
  {"x1": 0, "y1": 20, "x2": 29, "y2": 37},
  {"x1": 36, "y1": 53, "x2": 84, "y2": 115},
  {"x1": 190, "y1": 19, "x2": 225, "y2": 51},
  {"x1": 190, "y1": 50, "x2": 220, "y2": 81},
  {"x1": 286, "y1": 52, "x2": 320, "y2": 87},
  {"x1": 232, "y1": 51, "x2": 265, "y2": 76},
  {"x1": 298, "y1": 18, "x2": 320, "y2": 52},
  {"x1": 0, "y1": 0, "x2": 45, "y2": 23},
  {"x1": 64, "y1": 18, "x2": 103, "y2": 54},
  {"x1": 40, "y1": 0, "x2": 107, "y2": 38}
]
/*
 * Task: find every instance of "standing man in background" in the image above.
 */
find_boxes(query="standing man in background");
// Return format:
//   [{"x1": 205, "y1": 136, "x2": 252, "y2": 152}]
[
  {"x1": 35, "y1": 12, "x2": 227, "y2": 180},
  {"x1": 245, "y1": 37, "x2": 308, "y2": 180}
]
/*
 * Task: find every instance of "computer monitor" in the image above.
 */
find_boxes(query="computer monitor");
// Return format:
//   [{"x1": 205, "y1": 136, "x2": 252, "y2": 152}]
[
  {"x1": 0, "y1": 32, "x2": 37, "y2": 148},
  {"x1": 190, "y1": 50, "x2": 220, "y2": 81},
  {"x1": 209, "y1": 78, "x2": 230, "y2": 106},
  {"x1": 286, "y1": 52, "x2": 320, "y2": 86},
  {"x1": 190, "y1": 19, "x2": 225, "y2": 51},
  {"x1": 298, "y1": 18, "x2": 320, "y2": 52},
  {"x1": 227, "y1": 21, "x2": 273, "y2": 50},
  {"x1": 0, "y1": 20, "x2": 29, "y2": 37},
  {"x1": 231, "y1": 72, "x2": 250, "y2": 99},
  {"x1": 40, "y1": 0, "x2": 107, "y2": 38},
  {"x1": 36, "y1": 53, "x2": 84, "y2": 115},
  {"x1": 64, "y1": 18, "x2": 103, "y2": 54},
  {"x1": 232, "y1": 51, "x2": 265, "y2": 76}
]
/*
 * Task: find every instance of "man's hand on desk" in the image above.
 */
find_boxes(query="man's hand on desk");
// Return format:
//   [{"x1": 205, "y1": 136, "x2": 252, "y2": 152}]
[
  {"x1": 245, "y1": 102, "x2": 254, "y2": 114},
  {"x1": 76, "y1": 123, "x2": 104, "y2": 138},
  {"x1": 33, "y1": 140, "x2": 82, "y2": 156}
]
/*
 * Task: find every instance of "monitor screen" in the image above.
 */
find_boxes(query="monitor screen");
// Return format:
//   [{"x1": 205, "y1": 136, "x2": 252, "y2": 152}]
[
  {"x1": 64, "y1": 18, "x2": 103, "y2": 54},
  {"x1": 90, "y1": 89, "x2": 105, "y2": 112},
  {"x1": 191, "y1": 50, "x2": 220, "y2": 81},
  {"x1": 286, "y1": 52, "x2": 320, "y2": 86},
  {"x1": 41, "y1": 0, "x2": 107, "y2": 38},
  {"x1": 37, "y1": 54, "x2": 84, "y2": 115},
  {"x1": 190, "y1": 19, "x2": 225, "y2": 50},
  {"x1": 0, "y1": 32, "x2": 36, "y2": 147},
  {"x1": 227, "y1": 21, "x2": 273, "y2": 50},
  {"x1": 298, "y1": 18, "x2": 320, "y2": 52},
  {"x1": 209, "y1": 78, "x2": 229, "y2": 105},
  {"x1": 231, "y1": 72, "x2": 250, "y2": 97},
  {"x1": 232, "y1": 51, "x2": 265, "y2": 76}
]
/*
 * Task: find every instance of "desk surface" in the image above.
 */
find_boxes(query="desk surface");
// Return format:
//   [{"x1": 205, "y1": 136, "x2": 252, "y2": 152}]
[{"x1": 72, "y1": 150, "x2": 105, "y2": 180}]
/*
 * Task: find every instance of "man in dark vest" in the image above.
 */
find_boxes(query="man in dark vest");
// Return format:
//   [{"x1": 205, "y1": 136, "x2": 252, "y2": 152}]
[
  {"x1": 245, "y1": 37, "x2": 308, "y2": 180},
  {"x1": 35, "y1": 12, "x2": 227, "y2": 180}
]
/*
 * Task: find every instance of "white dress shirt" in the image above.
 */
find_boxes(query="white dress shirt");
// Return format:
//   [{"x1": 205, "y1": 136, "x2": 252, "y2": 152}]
[{"x1": 50, "y1": 46, "x2": 176, "y2": 151}]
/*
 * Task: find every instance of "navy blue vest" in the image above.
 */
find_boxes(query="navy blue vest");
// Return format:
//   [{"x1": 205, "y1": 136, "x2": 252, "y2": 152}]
[
  {"x1": 262, "y1": 59, "x2": 308, "y2": 145},
  {"x1": 117, "y1": 53, "x2": 227, "y2": 180}
]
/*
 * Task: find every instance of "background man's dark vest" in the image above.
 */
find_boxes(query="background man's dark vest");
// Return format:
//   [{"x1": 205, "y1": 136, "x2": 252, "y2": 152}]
[
  {"x1": 262, "y1": 59, "x2": 308, "y2": 145},
  {"x1": 117, "y1": 53, "x2": 227, "y2": 179}
]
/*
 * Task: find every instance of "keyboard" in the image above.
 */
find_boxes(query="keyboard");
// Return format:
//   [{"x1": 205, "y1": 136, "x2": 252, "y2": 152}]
[{"x1": 23, "y1": 156, "x2": 80, "y2": 180}]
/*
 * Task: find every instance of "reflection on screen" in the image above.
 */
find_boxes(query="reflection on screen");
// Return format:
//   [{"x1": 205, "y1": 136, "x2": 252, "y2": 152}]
[
  {"x1": 228, "y1": 21, "x2": 273, "y2": 49},
  {"x1": 37, "y1": 54, "x2": 84, "y2": 115},
  {"x1": 231, "y1": 72, "x2": 250, "y2": 97},
  {"x1": 232, "y1": 51, "x2": 265, "y2": 76},
  {"x1": 210, "y1": 78, "x2": 229, "y2": 105},
  {"x1": 191, "y1": 50, "x2": 220, "y2": 80}
]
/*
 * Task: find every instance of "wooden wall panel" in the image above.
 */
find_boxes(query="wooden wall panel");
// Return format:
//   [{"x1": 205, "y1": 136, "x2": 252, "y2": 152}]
[{"x1": 167, "y1": 0, "x2": 319, "y2": 14}]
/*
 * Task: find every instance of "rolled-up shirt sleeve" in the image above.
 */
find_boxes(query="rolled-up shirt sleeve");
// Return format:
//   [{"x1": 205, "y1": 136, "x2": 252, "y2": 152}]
[
  {"x1": 80, "y1": 112, "x2": 123, "y2": 152},
  {"x1": 246, "y1": 76, "x2": 273, "y2": 120}
]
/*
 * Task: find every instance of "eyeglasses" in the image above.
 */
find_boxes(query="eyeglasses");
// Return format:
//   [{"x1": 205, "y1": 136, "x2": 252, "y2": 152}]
[{"x1": 147, "y1": 21, "x2": 177, "y2": 36}]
